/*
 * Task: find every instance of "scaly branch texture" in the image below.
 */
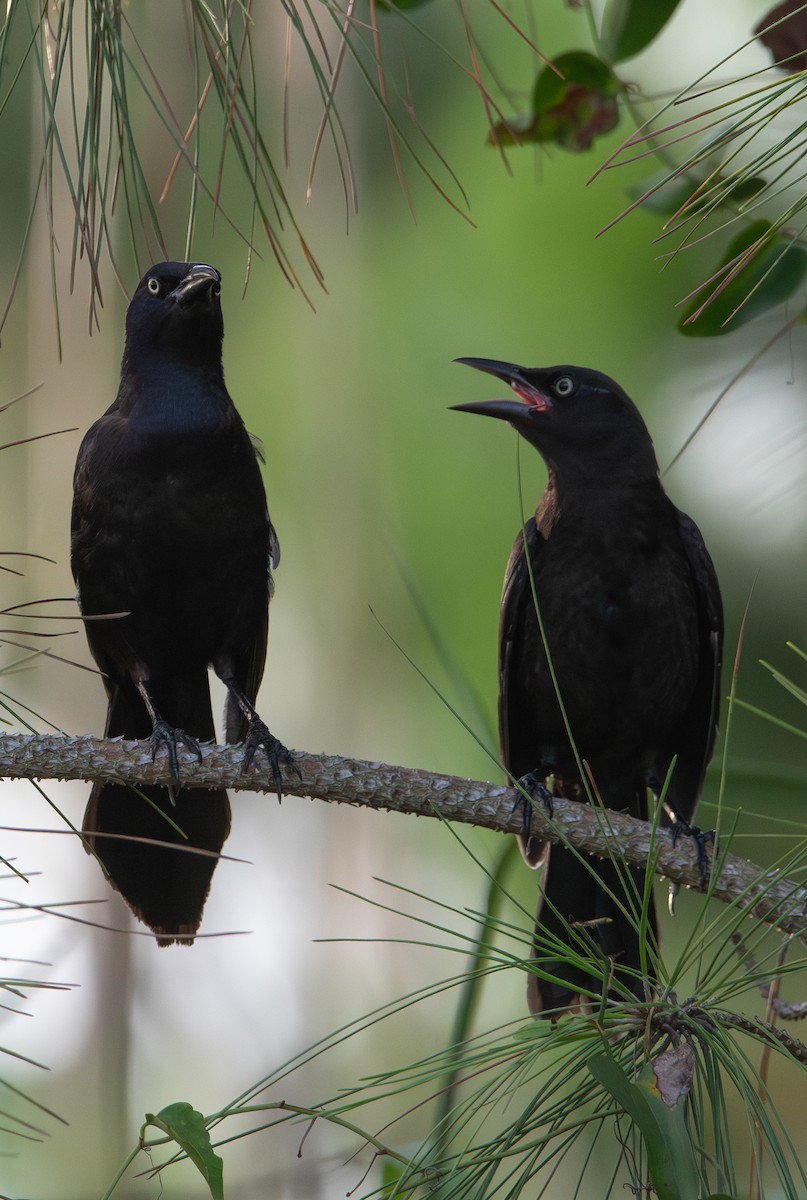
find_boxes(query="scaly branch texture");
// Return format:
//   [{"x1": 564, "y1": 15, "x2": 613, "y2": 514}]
[{"x1": 1, "y1": 732, "x2": 805, "y2": 940}]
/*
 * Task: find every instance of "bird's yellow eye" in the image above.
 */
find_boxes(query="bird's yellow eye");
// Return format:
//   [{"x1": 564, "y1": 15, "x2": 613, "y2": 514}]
[
  {"x1": 553, "y1": 375, "x2": 576, "y2": 398},
  {"x1": 147, "y1": 277, "x2": 161, "y2": 295}
]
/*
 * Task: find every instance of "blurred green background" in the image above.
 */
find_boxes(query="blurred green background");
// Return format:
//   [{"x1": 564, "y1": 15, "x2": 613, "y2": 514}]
[{"x1": 1, "y1": 1, "x2": 806, "y2": 1195}]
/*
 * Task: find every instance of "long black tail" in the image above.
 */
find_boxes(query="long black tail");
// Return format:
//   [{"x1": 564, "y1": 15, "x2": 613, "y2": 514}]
[
  {"x1": 526, "y1": 842, "x2": 658, "y2": 1016},
  {"x1": 83, "y1": 671, "x2": 230, "y2": 946}
]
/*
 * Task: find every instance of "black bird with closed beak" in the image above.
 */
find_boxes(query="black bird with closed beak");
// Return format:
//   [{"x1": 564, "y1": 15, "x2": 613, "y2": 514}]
[
  {"x1": 453, "y1": 359, "x2": 722, "y2": 1015},
  {"x1": 72, "y1": 261, "x2": 295, "y2": 944}
]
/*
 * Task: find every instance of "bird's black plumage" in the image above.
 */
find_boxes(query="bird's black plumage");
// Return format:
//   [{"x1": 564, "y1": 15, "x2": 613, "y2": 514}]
[
  {"x1": 454, "y1": 359, "x2": 722, "y2": 1015},
  {"x1": 72, "y1": 261, "x2": 293, "y2": 944}
]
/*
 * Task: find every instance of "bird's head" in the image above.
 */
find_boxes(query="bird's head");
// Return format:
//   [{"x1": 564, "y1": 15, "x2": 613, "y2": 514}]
[
  {"x1": 123, "y1": 262, "x2": 224, "y2": 369},
  {"x1": 452, "y1": 358, "x2": 659, "y2": 485}
]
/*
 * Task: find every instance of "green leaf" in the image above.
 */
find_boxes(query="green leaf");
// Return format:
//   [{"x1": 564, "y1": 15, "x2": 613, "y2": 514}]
[
  {"x1": 629, "y1": 169, "x2": 705, "y2": 217},
  {"x1": 588, "y1": 1048, "x2": 700, "y2": 1200},
  {"x1": 679, "y1": 219, "x2": 807, "y2": 336},
  {"x1": 600, "y1": 0, "x2": 686, "y2": 62},
  {"x1": 490, "y1": 51, "x2": 620, "y2": 153},
  {"x1": 728, "y1": 175, "x2": 768, "y2": 204},
  {"x1": 532, "y1": 51, "x2": 619, "y2": 114},
  {"x1": 142, "y1": 1102, "x2": 223, "y2": 1200}
]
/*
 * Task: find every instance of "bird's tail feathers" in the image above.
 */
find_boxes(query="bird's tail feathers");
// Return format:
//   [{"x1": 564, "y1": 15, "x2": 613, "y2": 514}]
[
  {"x1": 87, "y1": 666, "x2": 228, "y2": 943},
  {"x1": 526, "y1": 842, "x2": 658, "y2": 1017},
  {"x1": 83, "y1": 781, "x2": 231, "y2": 945}
]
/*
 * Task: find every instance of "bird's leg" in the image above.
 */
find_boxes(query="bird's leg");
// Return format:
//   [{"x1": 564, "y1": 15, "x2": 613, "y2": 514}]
[
  {"x1": 670, "y1": 814, "x2": 714, "y2": 881},
  {"x1": 216, "y1": 673, "x2": 298, "y2": 797},
  {"x1": 515, "y1": 770, "x2": 554, "y2": 861},
  {"x1": 661, "y1": 798, "x2": 714, "y2": 904},
  {"x1": 134, "y1": 677, "x2": 203, "y2": 783}
]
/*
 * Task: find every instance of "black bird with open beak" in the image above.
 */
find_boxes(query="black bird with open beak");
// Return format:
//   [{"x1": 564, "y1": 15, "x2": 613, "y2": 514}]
[{"x1": 454, "y1": 358, "x2": 723, "y2": 1015}]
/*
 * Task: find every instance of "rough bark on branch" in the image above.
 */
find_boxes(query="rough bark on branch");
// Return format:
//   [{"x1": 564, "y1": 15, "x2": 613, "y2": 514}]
[{"x1": 1, "y1": 732, "x2": 804, "y2": 941}]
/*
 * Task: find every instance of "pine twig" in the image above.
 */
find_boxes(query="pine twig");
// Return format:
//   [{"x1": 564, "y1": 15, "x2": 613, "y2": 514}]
[{"x1": 1, "y1": 731, "x2": 805, "y2": 941}]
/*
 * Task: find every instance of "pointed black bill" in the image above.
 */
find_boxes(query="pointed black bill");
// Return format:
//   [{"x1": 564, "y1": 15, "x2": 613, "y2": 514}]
[
  {"x1": 450, "y1": 398, "x2": 535, "y2": 421},
  {"x1": 452, "y1": 357, "x2": 552, "y2": 416},
  {"x1": 454, "y1": 357, "x2": 527, "y2": 385},
  {"x1": 171, "y1": 265, "x2": 221, "y2": 308}
]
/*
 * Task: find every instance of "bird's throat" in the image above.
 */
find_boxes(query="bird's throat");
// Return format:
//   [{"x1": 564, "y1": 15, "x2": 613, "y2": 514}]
[{"x1": 124, "y1": 363, "x2": 229, "y2": 438}]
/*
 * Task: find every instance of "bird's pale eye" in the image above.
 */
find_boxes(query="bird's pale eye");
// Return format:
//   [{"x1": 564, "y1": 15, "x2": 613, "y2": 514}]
[
  {"x1": 147, "y1": 277, "x2": 161, "y2": 296},
  {"x1": 553, "y1": 375, "x2": 576, "y2": 398}
]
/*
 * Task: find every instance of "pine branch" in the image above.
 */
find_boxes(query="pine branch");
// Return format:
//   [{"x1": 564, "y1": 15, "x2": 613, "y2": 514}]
[{"x1": 1, "y1": 731, "x2": 805, "y2": 940}]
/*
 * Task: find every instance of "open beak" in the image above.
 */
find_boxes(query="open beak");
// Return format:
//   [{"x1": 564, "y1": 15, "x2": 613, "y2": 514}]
[{"x1": 451, "y1": 358, "x2": 551, "y2": 419}]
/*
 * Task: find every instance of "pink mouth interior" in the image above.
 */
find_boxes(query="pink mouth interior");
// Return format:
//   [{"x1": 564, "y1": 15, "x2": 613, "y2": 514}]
[{"x1": 511, "y1": 381, "x2": 550, "y2": 411}]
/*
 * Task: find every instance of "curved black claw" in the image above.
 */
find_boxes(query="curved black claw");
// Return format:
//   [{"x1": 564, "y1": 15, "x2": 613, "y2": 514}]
[
  {"x1": 242, "y1": 719, "x2": 300, "y2": 797},
  {"x1": 149, "y1": 720, "x2": 203, "y2": 780},
  {"x1": 671, "y1": 817, "x2": 714, "y2": 885},
  {"x1": 515, "y1": 771, "x2": 554, "y2": 858}
]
